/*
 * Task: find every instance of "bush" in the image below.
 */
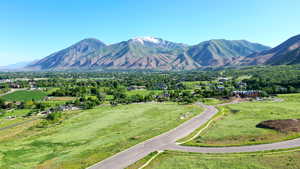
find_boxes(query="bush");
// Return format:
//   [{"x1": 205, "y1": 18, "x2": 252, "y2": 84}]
[
  {"x1": 46, "y1": 112, "x2": 62, "y2": 122},
  {"x1": 0, "y1": 98, "x2": 5, "y2": 109}
]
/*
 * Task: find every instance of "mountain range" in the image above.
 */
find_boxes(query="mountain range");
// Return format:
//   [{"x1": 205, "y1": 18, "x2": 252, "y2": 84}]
[
  {"x1": 0, "y1": 61, "x2": 34, "y2": 71},
  {"x1": 245, "y1": 34, "x2": 300, "y2": 65},
  {"x1": 25, "y1": 34, "x2": 300, "y2": 70}
]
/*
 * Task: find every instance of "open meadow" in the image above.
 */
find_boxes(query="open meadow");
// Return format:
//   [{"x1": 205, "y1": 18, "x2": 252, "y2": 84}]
[
  {"x1": 128, "y1": 150, "x2": 300, "y2": 169},
  {"x1": 1, "y1": 90, "x2": 47, "y2": 102},
  {"x1": 185, "y1": 94, "x2": 300, "y2": 147},
  {"x1": 0, "y1": 102, "x2": 202, "y2": 169}
]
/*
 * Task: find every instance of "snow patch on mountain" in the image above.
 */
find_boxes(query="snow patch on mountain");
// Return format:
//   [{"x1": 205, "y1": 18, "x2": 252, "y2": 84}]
[{"x1": 132, "y1": 37, "x2": 161, "y2": 44}]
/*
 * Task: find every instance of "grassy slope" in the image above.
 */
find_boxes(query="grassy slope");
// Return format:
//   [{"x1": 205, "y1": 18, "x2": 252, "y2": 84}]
[
  {"x1": 186, "y1": 94, "x2": 300, "y2": 146},
  {"x1": 133, "y1": 150, "x2": 300, "y2": 169},
  {"x1": 0, "y1": 102, "x2": 202, "y2": 169},
  {"x1": 1, "y1": 90, "x2": 47, "y2": 102}
]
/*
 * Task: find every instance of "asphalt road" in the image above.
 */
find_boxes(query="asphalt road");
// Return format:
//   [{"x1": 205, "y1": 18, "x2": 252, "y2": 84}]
[
  {"x1": 88, "y1": 101, "x2": 300, "y2": 169},
  {"x1": 166, "y1": 137, "x2": 300, "y2": 153}
]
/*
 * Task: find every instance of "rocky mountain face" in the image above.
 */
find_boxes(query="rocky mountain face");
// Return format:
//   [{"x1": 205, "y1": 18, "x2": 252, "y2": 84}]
[
  {"x1": 245, "y1": 34, "x2": 300, "y2": 65},
  {"x1": 27, "y1": 37, "x2": 271, "y2": 70},
  {"x1": 27, "y1": 38, "x2": 107, "y2": 70},
  {"x1": 187, "y1": 39, "x2": 270, "y2": 66}
]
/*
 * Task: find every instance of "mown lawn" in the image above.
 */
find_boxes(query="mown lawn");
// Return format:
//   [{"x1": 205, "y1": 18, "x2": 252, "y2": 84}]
[
  {"x1": 1, "y1": 90, "x2": 47, "y2": 102},
  {"x1": 0, "y1": 102, "x2": 202, "y2": 169},
  {"x1": 185, "y1": 93, "x2": 300, "y2": 146},
  {"x1": 129, "y1": 150, "x2": 300, "y2": 169}
]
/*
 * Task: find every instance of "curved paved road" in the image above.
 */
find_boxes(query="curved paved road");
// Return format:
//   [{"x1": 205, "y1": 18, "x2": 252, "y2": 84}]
[
  {"x1": 87, "y1": 101, "x2": 300, "y2": 169},
  {"x1": 166, "y1": 138, "x2": 300, "y2": 153}
]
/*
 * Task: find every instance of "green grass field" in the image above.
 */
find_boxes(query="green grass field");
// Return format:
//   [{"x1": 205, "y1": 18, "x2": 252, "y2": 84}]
[
  {"x1": 0, "y1": 102, "x2": 202, "y2": 169},
  {"x1": 0, "y1": 109, "x2": 31, "y2": 119},
  {"x1": 185, "y1": 94, "x2": 300, "y2": 146},
  {"x1": 126, "y1": 89, "x2": 162, "y2": 96},
  {"x1": 200, "y1": 98, "x2": 229, "y2": 105},
  {"x1": 182, "y1": 81, "x2": 202, "y2": 89},
  {"x1": 128, "y1": 150, "x2": 300, "y2": 169},
  {"x1": 1, "y1": 90, "x2": 47, "y2": 102}
]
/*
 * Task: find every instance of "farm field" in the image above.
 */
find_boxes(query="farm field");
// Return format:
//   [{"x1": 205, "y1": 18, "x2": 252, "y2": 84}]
[
  {"x1": 181, "y1": 81, "x2": 220, "y2": 90},
  {"x1": 0, "y1": 109, "x2": 31, "y2": 119},
  {"x1": 128, "y1": 150, "x2": 300, "y2": 169},
  {"x1": 200, "y1": 98, "x2": 229, "y2": 105},
  {"x1": 1, "y1": 90, "x2": 47, "y2": 102},
  {"x1": 185, "y1": 94, "x2": 300, "y2": 147},
  {"x1": 0, "y1": 102, "x2": 202, "y2": 169},
  {"x1": 104, "y1": 90, "x2": 162, "y2": 101},
  {"x1": 47, "y1": 97, "x2": 76, "y2": 101},
  {"x1": 126, "y1": 89, "x2": 162, "y2": 96}
]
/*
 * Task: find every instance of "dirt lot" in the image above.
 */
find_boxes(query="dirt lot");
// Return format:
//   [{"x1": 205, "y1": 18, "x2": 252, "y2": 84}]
[{"x1": 257, "y1": 119, "x2": 300, "y2": 132}]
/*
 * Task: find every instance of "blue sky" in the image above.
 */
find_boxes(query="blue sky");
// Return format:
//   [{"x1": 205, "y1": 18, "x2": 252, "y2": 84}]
[{"x1": 0, "y1": 0, "x2": 300, "y2": 66}]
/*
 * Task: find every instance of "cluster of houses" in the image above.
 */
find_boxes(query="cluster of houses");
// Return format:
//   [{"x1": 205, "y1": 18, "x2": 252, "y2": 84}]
[
  {"x1": 155, "y1": 93, "x2": 171, "y2": 100},
  {"x1": 232, "y1": 90, "x2": 261, "y2": 98},
  {"x1": 127, "y1": 85, "x2": 146, "y2": 91},
  {"x1": 127, "y1": 83, "x2": 168, "y2": 91},
  {"x1": 38, "y1": 105, "x2": 80, "y2": 116},
  {"x1": 0, "y1": 78, "x2": 48, "y2": 84},
  {"x1": 0, "y1": 78, "x2": 43, "y2": 89},
  {"x1": 0, "y1": 78, "x2": 31, "y2": 84},
  {"x1": 0, "y1": 79, "x2": 12, "y2": 83}
]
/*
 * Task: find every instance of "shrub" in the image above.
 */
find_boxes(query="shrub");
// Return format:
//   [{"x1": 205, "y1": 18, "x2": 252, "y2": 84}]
[{"x1": 46, "y1": 112, "x2": 62, "y2": 122}]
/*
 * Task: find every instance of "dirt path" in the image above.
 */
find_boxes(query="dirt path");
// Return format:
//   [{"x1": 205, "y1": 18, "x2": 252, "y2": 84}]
[{"x1": 0, "y1": 117, "x2": 39, "y2": 131}]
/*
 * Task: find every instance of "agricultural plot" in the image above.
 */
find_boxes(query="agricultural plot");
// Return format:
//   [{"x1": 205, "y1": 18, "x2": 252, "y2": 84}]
[
  {"x1": 0, "y1": 102, "x2": 202, "y2": 169},
  {"x1": 129, "y1": 150, "x2": 300, "y2": 169},
  {"x1": 182, "y1": 81, "x2": 219, "y2": 89},
  {"x1": 126, "y1": 90, "x2": 162, "y2": 96},
  {"x1": 0, "y1": 109, "x2": 31, "y2": 119},
  {"x1": 1, "y1": 90, "x2": 47, "y2": 102},
  {"x1": 185, "y1": 94, "x2": 300, "y2": 147}
]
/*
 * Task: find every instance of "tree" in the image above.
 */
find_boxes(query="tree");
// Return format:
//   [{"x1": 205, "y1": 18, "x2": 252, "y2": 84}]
[
  {"x1": 36, "y1": 102, "x2": 47, "y2": 111},
  {"x1": 129, "y1": 94, "x2": 144, "y2": 103},
  {"x1": 0, "y1": 98, "x2": 5, "y2": 109},
  {"x1": 96, "y1": 93, "x2": 105, "y2": 104},
  {"x1": 46, "y1": 112, "x2": 62, "y2": 122},
  {"x1": 24, "y1": 100, "x2": 34, "y2": 109}
]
